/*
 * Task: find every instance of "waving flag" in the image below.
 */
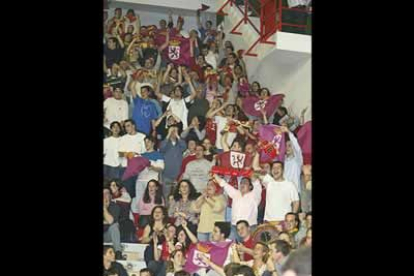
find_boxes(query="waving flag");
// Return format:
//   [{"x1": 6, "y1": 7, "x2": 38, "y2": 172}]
[
  {"x1": 122, "y1": 156, "x2": 150, "y2": 181},
  {"x1": 184, "y1": 240, "x2": 232, "y2": 273},
  {"x1": 297, "y1": 121, "x2": 312, "y2": 165},
  {"x1": 258, "y1": 124, "x2": 286, "y2": 163},
  {"x1": 154, "y1": 29, "x2": 168, "y2": 47},
  {"x1": 242, "y1": 94, "x2": 285, "y2": 117},
  {"x1": 165, "y1": 36, "x2": 192, "y2": 66}
]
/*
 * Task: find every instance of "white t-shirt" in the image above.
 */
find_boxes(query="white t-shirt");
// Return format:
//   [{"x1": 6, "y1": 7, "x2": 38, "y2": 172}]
[
  {"x1": 118, "y1": 132, "x2": 146, "y2": 167},
  {"x1": 262, "y1": 174, "x2": 299, "y2": 221},
  {"x1": 214, "y1": 116, "x2": 237, "y2": 150},
  {"x1": 205, "y1": 51, "x2": 218, "y2": 69},
  {"x1": 219, "y1": 178, "x2": 262, "y2": 226},
  {"x1": 103, "y1": 97, "x2": 129, "y2": 129},
  {"x1": 104, "y1": 136, "x2": 122, "y2": 167},
  {"x1": 137, "y1": 159, "x2": 165, "y2": 182},
  {"x1": 284, "y1": 132, "x2": 303, "y2": 193},
  {"x1": 162, "y1": 95, "x2": 192, "y2": 129}
]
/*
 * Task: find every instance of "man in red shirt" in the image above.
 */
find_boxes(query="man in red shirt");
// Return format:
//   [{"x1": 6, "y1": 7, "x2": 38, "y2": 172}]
[{"x1": 235, "y1": 220, "x2": 255, "y2": 261}]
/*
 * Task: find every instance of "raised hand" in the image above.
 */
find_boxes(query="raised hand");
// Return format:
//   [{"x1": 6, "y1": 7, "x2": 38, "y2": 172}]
[
  {"x1": 301, "y1": 106, "x2": 308, "y2": 116},
  {"x1": 302, "y1": 164, "x2": 312, "y2": 176},
  {"x1": 299, "y1": 212, "x2": 306, "y2": 222},
  {"x1": 280, "y1": 126, "x2": 289, "y2": 133},
  {"x1": 198, "y1": 253, "x2": 210, "y2": 265}
]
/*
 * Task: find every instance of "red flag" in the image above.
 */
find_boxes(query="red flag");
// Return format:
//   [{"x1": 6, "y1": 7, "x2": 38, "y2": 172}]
[
  {"x1": 154, "y1": 29, "x2": 168, "y2": 47},
  {"x1": 165, "y1": 35, "x2": 192, "y2": 67},
  {"x1": 212, "y1": 151, "x2": 253, "y2": 177},
  {"x1": 205, "y1": 118, "x2": 217, "y2": 145}
]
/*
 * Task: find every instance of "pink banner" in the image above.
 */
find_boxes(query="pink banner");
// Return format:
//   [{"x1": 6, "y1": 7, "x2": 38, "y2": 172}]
[
  {"x1": 258, "y1": 124, "x2": 286, "y2": 163},
  {"x1": 184, "y1": 240, "x2": 232, "y2": 273},
  {"x1": 242, "y1": 94, "x2": 285, "y2": 117},
  {"x1": 297, "y1": 121, "x2": 311, "y2": 165},
  {"x1": 122, "y1": 156, "x2": 150, "y2": 181}
]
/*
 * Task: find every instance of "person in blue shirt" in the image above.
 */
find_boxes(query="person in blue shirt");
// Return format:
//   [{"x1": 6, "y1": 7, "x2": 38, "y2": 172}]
[{"x1": 130, "y1": 82, "x2": 159, "y2": 135}]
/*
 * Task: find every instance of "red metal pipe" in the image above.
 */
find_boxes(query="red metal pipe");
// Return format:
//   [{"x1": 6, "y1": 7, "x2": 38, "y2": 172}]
[
  {"x1": 281, "y1": 22, "x2": 307, "y2": 28},
  {"x1": 217, "y1": 0, "x2": 234, "y2": 16},
  {"x1": 278, "y1": 0, "x2": 283, "y2": 30},
  {"x1": 245, "y1": 37, "x2": 261, "y2": 57},
  {"x1": 230, "y1": 18, "x2": 245, "y2": 35},
  {"x1": 260, "y1": 0, "x2": 264, "y2": 41},
  {"x1": 244, "y1": 0, "x2": 248, "y2": 24}
]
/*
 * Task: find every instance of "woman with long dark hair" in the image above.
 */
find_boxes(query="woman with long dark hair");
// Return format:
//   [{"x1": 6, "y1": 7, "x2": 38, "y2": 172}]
[
  {"x1": 201, "y1": 137, "x2": 217, "y2": 162},
  {"x1": 168, "y1": 180, "x2": 200, "y2": 229},
  {"x1": 137, "y1": 179, "x2": 165, "y2": 228},
  {"x1": 142, "y1": 206, "x2": 169, "y2": 273},
  {"x1": 105, "y1": 179, "x2": 131, "y2": 220},
  {"x1": 105, "y1": 179, "x2": 136, "y2": 243},
  {"x1": 140, "y1": 206, "x2": 169, "y2": 244},
  {"x1": 147, "y1": 223, "x2": 179, "y2": 276}
]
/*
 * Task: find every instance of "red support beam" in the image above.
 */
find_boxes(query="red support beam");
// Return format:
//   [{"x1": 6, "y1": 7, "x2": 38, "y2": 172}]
[
  {"x1": 224, "y1": 0, "x2": 280, "y2": 58},
  {"x1": 217, "y1": 0, "x2": 234, "y2": 16},
  {"x1": 244, "y1": 37, "x2": 261, "y2": 57},
  {"x1": 230, "y1": 18, "x2": 244, "y2": 35},
  {"x1": 278, "y1": 0, "x2": 283, "y2": 30},
  {"x1": 281, "y1": 22, "x2": 307, "y2": 28}
]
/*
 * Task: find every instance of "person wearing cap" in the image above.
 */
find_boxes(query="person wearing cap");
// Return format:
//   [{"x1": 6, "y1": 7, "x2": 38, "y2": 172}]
[{"x1": 130, "y1": 80, "x2": 158, "y2": 135}]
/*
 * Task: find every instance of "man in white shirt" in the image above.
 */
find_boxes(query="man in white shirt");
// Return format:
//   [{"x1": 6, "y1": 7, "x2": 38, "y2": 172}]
[
  {"x1": 281, "y1": 126, "x2": 303, "y2": 194},
  {"x1": 213, "y1": 174, "x2": 262, "y2": 241},
  {"x1": 155, "y1": 69, "x2": 197, "y2": 130},
  {"x1": 257, "y1": 161, "x2": 300, "y2": 224},
  {"x1": 104, "y1": 87, "x2": 129, "y2": 130},
  {"x1": 182, "y1": 144, "x2": 213, "y2": 192},
  {"x1": 104, "y1": 121, "x2": 123, "y2": 180},
  {"x1": 118, "y1": 119, "x2": 146, "y2": 198}
]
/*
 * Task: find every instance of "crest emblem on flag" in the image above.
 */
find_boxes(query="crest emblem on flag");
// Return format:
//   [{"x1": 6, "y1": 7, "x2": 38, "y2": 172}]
[
  {"x1": 254, "y1": 99, "x2": 267, "y2": 111},
  {"x1": 193, "y1": 251, "x2": 211, "y2": 267},
  {"x1": 230, "y1": 151, "x2": 246, "y2": 169},
  {"x1": 271, "y1": 132, "x2": 283, "y2": 150},
  {"x1": 168, "y1": 46, "x2": 180, "y2": 60}
]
